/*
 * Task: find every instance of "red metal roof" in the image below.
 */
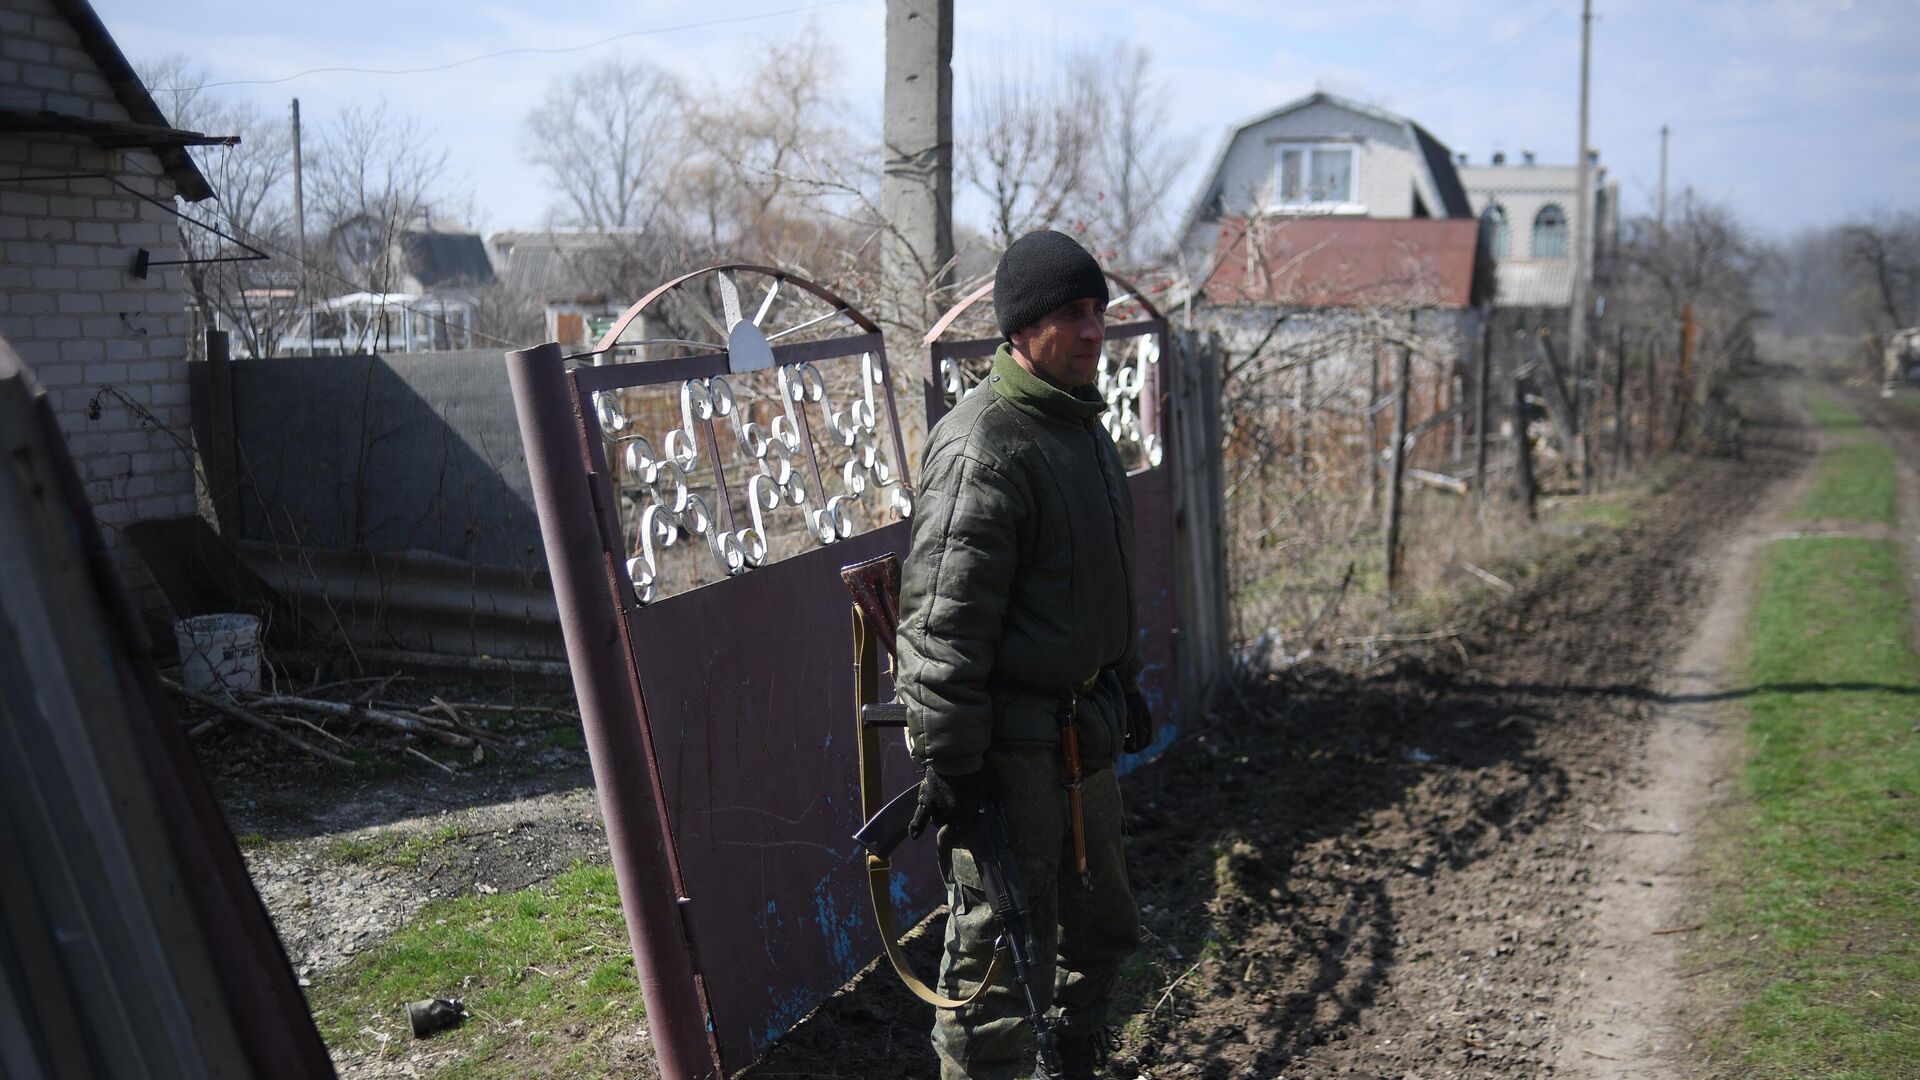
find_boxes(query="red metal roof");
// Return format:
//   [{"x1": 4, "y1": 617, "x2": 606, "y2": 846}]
[{"x1": 1201, "y1": 216, "x2": 1484, "y2": 310}]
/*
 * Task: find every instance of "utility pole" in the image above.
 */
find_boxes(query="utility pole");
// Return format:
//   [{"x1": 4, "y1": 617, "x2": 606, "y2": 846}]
[
  {"x1": 880, "y1": 0, "x2": 954, "y2": 361},
  {"x1": 290, "y1": 98, "x2": 306, "y2": 261},
  {"x1": 1566, "y1": 0, "x2": 1594, "y2": 476},
  {"x1": 1657, "y1": 123, "x2": 1669, "y2": 232}
]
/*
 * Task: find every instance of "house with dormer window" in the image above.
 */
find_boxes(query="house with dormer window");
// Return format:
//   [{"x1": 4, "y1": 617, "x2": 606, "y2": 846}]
[
  {"x1": 1179, "y1": 91, "x2": 1476, "y2": 271},
  {"x1": 1179, "y1": 91, "x2": 1490, "y2": 329}
]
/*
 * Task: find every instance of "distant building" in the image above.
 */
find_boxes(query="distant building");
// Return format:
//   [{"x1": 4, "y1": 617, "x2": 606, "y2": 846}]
[
  {"x1": 487, "y1": 229, "x2": 648, "y2": 351},
  {"x1": 1459, "y1": 152, "x2": 1617, "y2": 315},
  {"x1": 1179, "y1": 92, "x2": 1488, "y2": 320},
  {"x1": 239, "y1": 217, "x2": 496, "y2": 356},
  {"x1": 1180, "y1": 91, "x2": 1475, "y2": 268}
]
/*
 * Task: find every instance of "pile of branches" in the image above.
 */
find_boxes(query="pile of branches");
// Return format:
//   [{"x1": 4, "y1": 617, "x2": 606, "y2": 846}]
[{"x1": 162, "y1": 672, "x2": 576, "y2": 775}]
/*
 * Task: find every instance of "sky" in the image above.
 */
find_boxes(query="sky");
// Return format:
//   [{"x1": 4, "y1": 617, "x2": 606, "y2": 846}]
[{"x1": 102, "y1": 0, "x2": 1920, "y2": 241}]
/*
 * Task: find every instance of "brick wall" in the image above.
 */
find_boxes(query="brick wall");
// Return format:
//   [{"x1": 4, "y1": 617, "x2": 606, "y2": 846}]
[{"x1": 0, "y1": 0, "x2": 200, "y2": 625}]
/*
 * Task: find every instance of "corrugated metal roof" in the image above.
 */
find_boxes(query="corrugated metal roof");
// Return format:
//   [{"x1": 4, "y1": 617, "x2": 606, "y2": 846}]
[
  {"x1": 1202, "y1": 217, "x2": 1485, "y2": 310},
  {"x1": 401, "y1": 230, "x2": 494, "y2": 288},
  {"x1": 486, "y1": 231, "x2": 641, "y2": 302}
]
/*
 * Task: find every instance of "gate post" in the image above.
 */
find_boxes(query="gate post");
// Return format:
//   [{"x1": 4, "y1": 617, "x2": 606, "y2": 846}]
[{"x1": 506, "y1": 343, "x2": 714, "y2": 1079}]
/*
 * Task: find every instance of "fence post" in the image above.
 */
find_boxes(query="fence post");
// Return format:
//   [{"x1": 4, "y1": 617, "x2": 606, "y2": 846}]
[
  {"x1": 1366, "y1": 342, "x2": 1382, "y2": 515},
  {"x1": 1645, "y1": 334, "x2": 1659, "y2": 459},
  {"x1": 1672, "y1": 305, "x2": 1695, "y2": 448},
  {"x1": 1172, "y1": 329, "x2": 1229, "y2": 711},
  {"x1": 1512, "y1": 368, "x2": 1536, "y2": 521},
  {"x1": 1383, "y1": 330, "x2": 1413, "y2": 605},
  {"x1": 1612, "y1": 324, "x2": 1627, "y2": 473},
  {"x1": 1473, "y1": 311, "x2": 1491, "y2": 504},
  {"x1": 202, "y1": 330, "x2": 243, "y2": 536}
]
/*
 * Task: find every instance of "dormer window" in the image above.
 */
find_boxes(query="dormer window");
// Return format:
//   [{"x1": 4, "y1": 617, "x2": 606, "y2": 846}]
[
  {"x1": 1273, "y1": 143, "x2": 1357, "y2": 210},
  {"x1": 1533, "y1": 204, "x2": 1567, "y2": 258}
]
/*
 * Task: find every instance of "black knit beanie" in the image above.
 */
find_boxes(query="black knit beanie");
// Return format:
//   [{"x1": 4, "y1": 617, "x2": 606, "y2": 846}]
[{"x1": 994, "y1": 230, "x2": 1109, "y2": 341}]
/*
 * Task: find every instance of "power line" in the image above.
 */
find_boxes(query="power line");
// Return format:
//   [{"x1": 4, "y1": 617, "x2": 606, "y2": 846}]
[
  {"x1": 95, "y1": 154, "x2": 528, "y2": 351},
  {"x1": 1389, "y1": 0, "x2": 1577, "y2": 103},
  {"x1": 151, "y1": 0, "x2": 853, "y2": 93}
]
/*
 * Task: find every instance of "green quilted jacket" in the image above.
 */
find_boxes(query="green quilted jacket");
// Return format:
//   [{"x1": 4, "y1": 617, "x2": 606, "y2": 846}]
[{"x1": 895, "y1": 344, "x2": 1143, "y2": 777}]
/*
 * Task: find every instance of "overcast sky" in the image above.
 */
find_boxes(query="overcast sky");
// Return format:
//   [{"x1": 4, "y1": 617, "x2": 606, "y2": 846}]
[{"x1": 105, "y1": 0, "x2": 1919, "y2": 241}]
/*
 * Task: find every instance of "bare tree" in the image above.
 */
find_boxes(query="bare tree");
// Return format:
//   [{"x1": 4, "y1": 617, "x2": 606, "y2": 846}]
[
  {"x1": 140, "y1": 55, "x2": 304, "y2": 358},
  {"x1": 958, "y1": 54, "x2": 1101, "y2": 246},
  {"x1": 683, "y1": 27, "x2": 867, "y2": 265},
  {"x1": 1838, "y1": 212, "x2": 1920, "y2": 330},
  {"x1": 521, "y1": 57, "x2": 681, "y2": 231},
  {"x1": 1078, "y1": 46, "x2": 1190, "y2": 268},
  {"x1": 305, "y1": 103, "x2": 452, "y2": 349}
]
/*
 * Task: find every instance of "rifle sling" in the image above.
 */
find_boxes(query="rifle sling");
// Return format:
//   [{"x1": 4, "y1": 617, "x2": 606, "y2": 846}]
[{"x1": 854, "y1": 602, "x2": 1003, "y2": 1009}]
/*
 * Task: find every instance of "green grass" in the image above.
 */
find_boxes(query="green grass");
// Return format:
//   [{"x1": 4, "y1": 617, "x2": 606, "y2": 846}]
[
  {"x1": 1794, "y1": 443, "x2": 1897, "y2": 524},
  {"x1": 324, "y1": 822, "x2": 471, "y2": 869},
  {"x1": 307, "y1": 861, "x2": 640, "y2": 1078},
  {"x1": 1703, "y1": 537, "x2": 1920, "y2": 1077},
  {"x1": 1806, "y1": 395, "x2": 1866, "y2": 431}
]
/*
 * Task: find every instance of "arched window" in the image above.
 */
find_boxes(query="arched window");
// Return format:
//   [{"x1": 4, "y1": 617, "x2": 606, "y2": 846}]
[
  {"x1": 1533, "y1": 204, "x2": 1567, "y2": 259},
  {"x1": 1490, "y1": 204, "x2": 1510, "y2": 259}
]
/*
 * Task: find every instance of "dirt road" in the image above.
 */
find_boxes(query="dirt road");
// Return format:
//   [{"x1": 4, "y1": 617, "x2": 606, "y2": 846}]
[{"x1": 749, "y1": 372, "x2": 1807, "y2": 1079}]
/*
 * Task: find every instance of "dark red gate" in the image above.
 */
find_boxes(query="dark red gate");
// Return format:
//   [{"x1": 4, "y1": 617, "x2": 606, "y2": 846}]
[
  {"x1": 510, "y1": 268, "x2": 938, "y2": 1078},
  {"x1": 510, "y1": 266, "x2": 1187, "y2": 1079}
]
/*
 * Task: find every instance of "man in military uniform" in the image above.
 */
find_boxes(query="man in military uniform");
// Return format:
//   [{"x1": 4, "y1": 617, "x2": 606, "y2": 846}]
[{"x1": 895, "y1": 230, "x2": 1153, "y2": 1080}]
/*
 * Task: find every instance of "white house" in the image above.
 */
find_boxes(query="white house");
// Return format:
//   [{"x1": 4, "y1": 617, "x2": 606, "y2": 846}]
[
  {"x1": 1459, "y1": 151, "x2": 1618, "y2": 312},
  {"x1": 1180, "y1": 91, "x2": 1476, "y2": 273}
]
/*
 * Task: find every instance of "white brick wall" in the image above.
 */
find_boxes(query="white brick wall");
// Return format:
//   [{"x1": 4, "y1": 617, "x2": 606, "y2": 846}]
[{"x1": 0, "y1": 0, "x2": 201, "y2": 622}]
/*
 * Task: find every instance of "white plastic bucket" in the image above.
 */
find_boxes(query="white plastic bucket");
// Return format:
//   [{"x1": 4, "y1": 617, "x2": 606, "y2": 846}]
[{"x1": 174, "y1": 613, "x2": 263, "y2": 695}]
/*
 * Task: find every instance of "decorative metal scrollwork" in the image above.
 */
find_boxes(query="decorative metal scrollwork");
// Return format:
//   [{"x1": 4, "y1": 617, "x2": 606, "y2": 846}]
[
  {"x1": 596, "y1": 359, "x2": 910, "y2": 606},
  {"x1": 1097, "y1": 333, "x2": 1164, "y2": 468}
]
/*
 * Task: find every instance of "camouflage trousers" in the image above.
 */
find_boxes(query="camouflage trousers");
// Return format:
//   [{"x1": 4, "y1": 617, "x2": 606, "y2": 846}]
[{"x1": 932, "y1": 748, "x2": 1141, "y2": 1080}]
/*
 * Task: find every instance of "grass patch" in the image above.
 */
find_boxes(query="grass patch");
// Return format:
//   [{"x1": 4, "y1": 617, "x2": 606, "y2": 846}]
[
  {"x1": 307, "y1": 861, "x2": 641, "y2": 1078},
  {"x1": 1805, "y1": 395, "x2": 1865, "y2": 431},
  {"x1": 1700, "y1": 537, "x2": 1920, "y2": 1077},
  {"x1": 325, "y1": 822, "x2": 471, "y2": 870},
  {"x1": 1794, "y1": 443, "x2": 1896, "y2": 524},
  {"x1": 1542, "y1": 495, "x2": 1634, "y2": 529}
]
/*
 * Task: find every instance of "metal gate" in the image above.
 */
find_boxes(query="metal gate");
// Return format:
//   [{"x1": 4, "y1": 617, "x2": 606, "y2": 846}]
[{"x1": 509, "y1": 266, "x2": 1188, "y2": 1079}]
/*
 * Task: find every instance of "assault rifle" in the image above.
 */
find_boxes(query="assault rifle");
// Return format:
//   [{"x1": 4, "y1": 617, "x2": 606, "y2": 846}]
[{"x1": 840, "y1": 554, "x2": 1065, "y2": 1080}]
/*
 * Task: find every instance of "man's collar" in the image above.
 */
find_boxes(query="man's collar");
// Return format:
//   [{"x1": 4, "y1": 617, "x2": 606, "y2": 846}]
[{"x1": 989, "y1": 343, "x2": 1106, "y2": 425}]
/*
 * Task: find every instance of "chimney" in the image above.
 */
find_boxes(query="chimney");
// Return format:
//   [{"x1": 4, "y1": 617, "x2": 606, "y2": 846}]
[
  {"x1": 1521, "y1": 148, "x2": 1536, "y2": 166},
  {"x1": 1492, "y1": 151, "x2": 1506, "y2": 166}
]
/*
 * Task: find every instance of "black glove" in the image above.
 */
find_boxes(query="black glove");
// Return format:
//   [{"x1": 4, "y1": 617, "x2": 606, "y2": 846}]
[
  {"x1": 908, "y1": 765, "x2": 997, "y2": 839},
  {"x1": 1123, "y1": 689, "x2": 1154, "y2": 754}
]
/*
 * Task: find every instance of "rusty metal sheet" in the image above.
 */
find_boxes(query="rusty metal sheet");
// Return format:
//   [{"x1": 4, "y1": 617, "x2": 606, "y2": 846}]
[
  {"x1": 1119, "y1": 461, "x2": 1182, "y2": 772},
  {"x1": 514, "y1": 266, "x2": 936, "y2": 1079},
  {"x1": 626, "y1": 522, "x2": 938, "y2": 1069}
]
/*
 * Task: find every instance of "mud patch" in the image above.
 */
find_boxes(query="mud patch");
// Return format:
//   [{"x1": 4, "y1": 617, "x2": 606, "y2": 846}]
[{"x1": 743, "y1": 377, "x2": 1800, "y2": 1079}]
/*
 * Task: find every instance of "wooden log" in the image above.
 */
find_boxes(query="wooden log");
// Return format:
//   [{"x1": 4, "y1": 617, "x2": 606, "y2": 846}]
[
  {"x1": 163, "y1": 678, "x2": 353, "y2": 766},
  {"x1": 1409, "y1": 468, "x2": 1468, "y2": 496},
  {"x1": 249, "y1": 694, "x2": 474, "y2": 747}
]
